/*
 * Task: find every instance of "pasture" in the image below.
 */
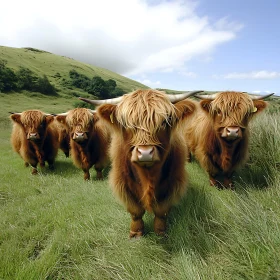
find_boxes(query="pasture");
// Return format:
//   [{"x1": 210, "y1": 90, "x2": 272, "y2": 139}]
[{"x1": 0, "y1": 92, "x2": 280, "y2": 279}]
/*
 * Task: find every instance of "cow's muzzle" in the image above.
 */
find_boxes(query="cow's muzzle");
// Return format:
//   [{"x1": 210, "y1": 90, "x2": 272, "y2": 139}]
[
  {"x1": 27, "y1": 133, "x2": 40, "y2": 141},
  {"x1": 221, "y1": 127, "x2": 241, "y2": 140},
  {"x1": 131, "y1": 145, "x2": 160, "y2": 167},
  {"x1": 73, "y1": 132, "x2": 87, "y2": 142}
]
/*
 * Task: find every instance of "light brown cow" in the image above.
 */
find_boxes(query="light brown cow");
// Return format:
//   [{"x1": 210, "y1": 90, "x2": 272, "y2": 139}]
[
  {"x1": 55, "y1": 108, "x2": 110, "y2": 180},
  {"x1": 80, "y1": 89, "x2": 202, "y2": 237},
  {"x1": 10, "y1": 110, "x2": 59, "y2": 174},
  {"x1": 184, "y1": 91, "x2": 273, "y2": 189}
]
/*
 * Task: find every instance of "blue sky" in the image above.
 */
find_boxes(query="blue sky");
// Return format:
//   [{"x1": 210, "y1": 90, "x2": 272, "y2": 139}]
[{"x1": 0, "y1": 0, "x2": 279, "y2": 95}]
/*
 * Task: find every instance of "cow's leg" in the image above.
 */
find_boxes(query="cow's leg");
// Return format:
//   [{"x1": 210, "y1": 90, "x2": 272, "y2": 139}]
[
  {"x1": 83, "y1": 169, "x2": 90, "y2": 180},
  {"x1": 153, "y1": 205, "x2": 170, "y2": 236},
  {"x1": 209, "y1": 175, "x2": 223, "y2": 189},
  {"x1": 61, "y1": 140, "x2": 70, "y2": 158},
  {"x1": 29, "y1": 159, "x2": 38, "y2": 175},
  {"x1": 209, "y1": 176, "x2": 218, "y2": 187},
  {"x1": 24, "y1": 162, "x2": 29, "y2": 167},
  {"x1": 47, "y1": 159, "x2": 55, "y2": 170},
  {"x1": 186, "y1": 151, "x2": 192, "y2": 162},
  {"x1": 128, "y1": 205, "x2": 145, "y2": 238},
  {"x1": 95, "y1": 167, "x2": 103, "y2": 180}
]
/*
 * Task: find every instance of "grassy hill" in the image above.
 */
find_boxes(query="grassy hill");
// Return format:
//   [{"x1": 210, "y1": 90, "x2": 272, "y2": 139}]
[{"x1": 0, "y1": 45, "x2": 148, "y2": 96}]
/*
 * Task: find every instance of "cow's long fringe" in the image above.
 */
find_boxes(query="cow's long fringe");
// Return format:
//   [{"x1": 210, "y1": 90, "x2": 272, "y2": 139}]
[
  {"x1": 116, "y1": 89, "x2": 177, "y2": 145},
  {"x1": 209, "y1": 91, "x2": 255, "y2": 127}
]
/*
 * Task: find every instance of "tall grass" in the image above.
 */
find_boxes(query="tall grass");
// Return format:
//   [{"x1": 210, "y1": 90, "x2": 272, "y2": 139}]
[{"x1": 0, "y1": 94, "x2": 279, "y2": 279}]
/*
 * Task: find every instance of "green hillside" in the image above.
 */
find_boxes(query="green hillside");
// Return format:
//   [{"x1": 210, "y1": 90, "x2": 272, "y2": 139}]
[{"x1": 0, "y1": 45, "x2": 148, "y2": 96}]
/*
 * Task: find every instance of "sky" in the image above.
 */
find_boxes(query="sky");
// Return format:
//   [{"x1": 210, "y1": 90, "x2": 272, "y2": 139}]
[{"x1": 0, "y1": 0, "x2": 279, "y2": 95}]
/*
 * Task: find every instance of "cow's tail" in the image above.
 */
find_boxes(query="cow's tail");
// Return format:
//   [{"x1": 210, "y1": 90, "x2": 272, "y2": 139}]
[{"x1": 141, "y1": 183, "x2": 156, "y2": 213}]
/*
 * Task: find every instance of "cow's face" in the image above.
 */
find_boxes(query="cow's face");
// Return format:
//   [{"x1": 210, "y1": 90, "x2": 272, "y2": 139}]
[
  {"x1": 10, "y1": 111, "x2": 54, "y2": 141},
  {"x1": 200, "y1": 92, "x2": 267, "y2": 142},
  {"x1": 56, "y1": 108, "x2": 95, "y2": 143},
  {"x1": 97, "y1": 90, "x2": 195, "y2": 168}
]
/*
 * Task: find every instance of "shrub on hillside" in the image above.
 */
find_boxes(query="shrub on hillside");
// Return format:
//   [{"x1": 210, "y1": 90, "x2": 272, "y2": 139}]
[
  {"x1": 16, "y1": 67, "x2": 56, "y2": 95},
  {"x1": 16, "y1": 67, "x2": 38, "y2": 91},
  {"x1": 69, "y1": 69, "x2": 123, "y2": 99},
  {"x1": 0, "y1": 59, "x2": 18, "y2": 92},
  {"x1": 35, "y1": 75, "x2": 56, "y2": 95}
]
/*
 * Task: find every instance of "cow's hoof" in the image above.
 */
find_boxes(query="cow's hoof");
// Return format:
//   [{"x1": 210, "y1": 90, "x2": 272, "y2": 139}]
[
  {"x1": 129, "y1": 230, "x2": 143, "y2": 239},
  {"x1": 32, "y1": 168, "x2": 38, "y2": 175},
  {"x1": 49, "y1": 165, "x2": 55, "y2": 170},
  {"x1": 155, "y1": 230, "x2": 168, "y2": 238}
]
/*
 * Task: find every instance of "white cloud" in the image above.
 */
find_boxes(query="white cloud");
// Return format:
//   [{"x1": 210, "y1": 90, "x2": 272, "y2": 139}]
[
  {"x1": 0, "y1": 0, "x2": 243, "y2": 76},
  {"x1": 215, "y1": 71, "x2": 280, "y2": 80},
  {"x1": 178, "y1": 70, "x2": 197, "y2": 78},
  {"x1": 138, "y1": 79, "x2": 161, "y2": 87}
]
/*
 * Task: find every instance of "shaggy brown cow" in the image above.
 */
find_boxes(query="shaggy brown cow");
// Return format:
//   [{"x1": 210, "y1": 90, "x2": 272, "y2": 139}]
[
  {"x1": 53, "y1": 120, "x2": 70, "y2": 157},
  {"x1": 10, "y1": 110, "x2": 59, "y2": 174},
  {"x1": 184, "y1": 91, "x2": 273, "y2": 189},
  {"x1": 80, "y1": 89, "x2": 202, "y2": 237},
  {"x1": 55, "y1": 108, "x2": 110, "y2": 180}
]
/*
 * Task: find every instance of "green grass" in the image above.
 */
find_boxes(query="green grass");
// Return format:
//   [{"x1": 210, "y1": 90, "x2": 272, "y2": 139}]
[
  {"x1": 0, "y1": 94, "x2": 280, "y2": 279},
  {"x1": 0, "y1": 45, "x2": 148, "y2": 95}
]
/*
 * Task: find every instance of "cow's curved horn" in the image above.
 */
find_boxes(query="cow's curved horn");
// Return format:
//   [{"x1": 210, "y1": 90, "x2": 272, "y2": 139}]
[
  {"x1": 250, "y1": 93, "x2": 275, "y2": 100},
  {"x1": 54, "y1": 112, "x2": 69, "y2": 116},
  {"x1": 79, "y1": 96, "x2": 123, "y2": 105},
  {"x1": 194, "y1": 93, "x2": 218, "y2": 100},
  {"x1": 167, "y1": 90, "x2": 204, "y2": 103},
  {"x1": 87, "y1": 109, "x2": 96, "y2": 114}
]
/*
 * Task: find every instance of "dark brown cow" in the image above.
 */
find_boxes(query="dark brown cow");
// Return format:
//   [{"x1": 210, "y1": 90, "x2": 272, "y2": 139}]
[
  {"x1": 55, "y1": 108, "x2": 110, "y2": 180},
  {"x1": 53, "y1": 119, "x2": 70, "y2": 157},
  {"x1": 184, "y1": 91, "x2": 273, "y2": 189},
  {"x1": 10, "y1": 110, "x2": 59, "y2": 174},
  {"x1": 80, "y1": 89, "x2": 202, "y2": 237}
]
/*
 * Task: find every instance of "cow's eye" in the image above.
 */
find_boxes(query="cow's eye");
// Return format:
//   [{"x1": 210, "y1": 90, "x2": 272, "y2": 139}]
[
  {"x1": 161, "y1": 120, "x2": 168, "y2": 128},
  {"x1": 216, "y1": 109, "x2": 221, "y2": 116}
]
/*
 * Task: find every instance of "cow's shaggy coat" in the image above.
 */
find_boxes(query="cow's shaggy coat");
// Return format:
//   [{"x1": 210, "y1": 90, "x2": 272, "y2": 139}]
[
  {"x1": 56, "y1": 108, "x2": 110, "y2": 180},
  {"x1": 184, "y1": 91, "x2": 268, "y2": 189},
  {"x1": 95, "y1": 89, "x2": 196, "y2": 237},
  {"x1": 10, "y1": 110, "x2": 59, "y2": 174}
]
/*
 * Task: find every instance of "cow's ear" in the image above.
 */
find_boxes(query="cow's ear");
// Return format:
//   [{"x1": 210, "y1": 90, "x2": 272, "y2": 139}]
[
  {"x1": 10, "y1": 113, "x2": 22, "y2": 124},
  {"x1": 56, "y1": 115, "x2": 67, "y2": 125},
  {"x1": 174, "y1": 100, "x2": 196, "y2": 119},
  {"x1": 200, "y1": 100, "x2": 212, "y2": 113},
  {"x1": 252, "y1": 100, "x2": 267, "y2": 114},
  {"x1": 92, "y1": 112, "x2": 99, "y2": 123},
  {"x1": 97, "y1": 104, "x2": 117, "y2": 125},
  {"x1": 45, "y1": 115, "x2": 54, "y2": 125}
]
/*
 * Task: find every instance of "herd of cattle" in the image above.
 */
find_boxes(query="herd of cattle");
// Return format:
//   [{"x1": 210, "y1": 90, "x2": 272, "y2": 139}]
[{"x1": 9, "y1": 89, "x2": 273, "y2": 237}]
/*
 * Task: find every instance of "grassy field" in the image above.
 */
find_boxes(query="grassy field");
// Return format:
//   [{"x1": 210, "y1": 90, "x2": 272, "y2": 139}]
[{"x1": 0, "y1": 92, "x2": 280, "y2": 280}]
